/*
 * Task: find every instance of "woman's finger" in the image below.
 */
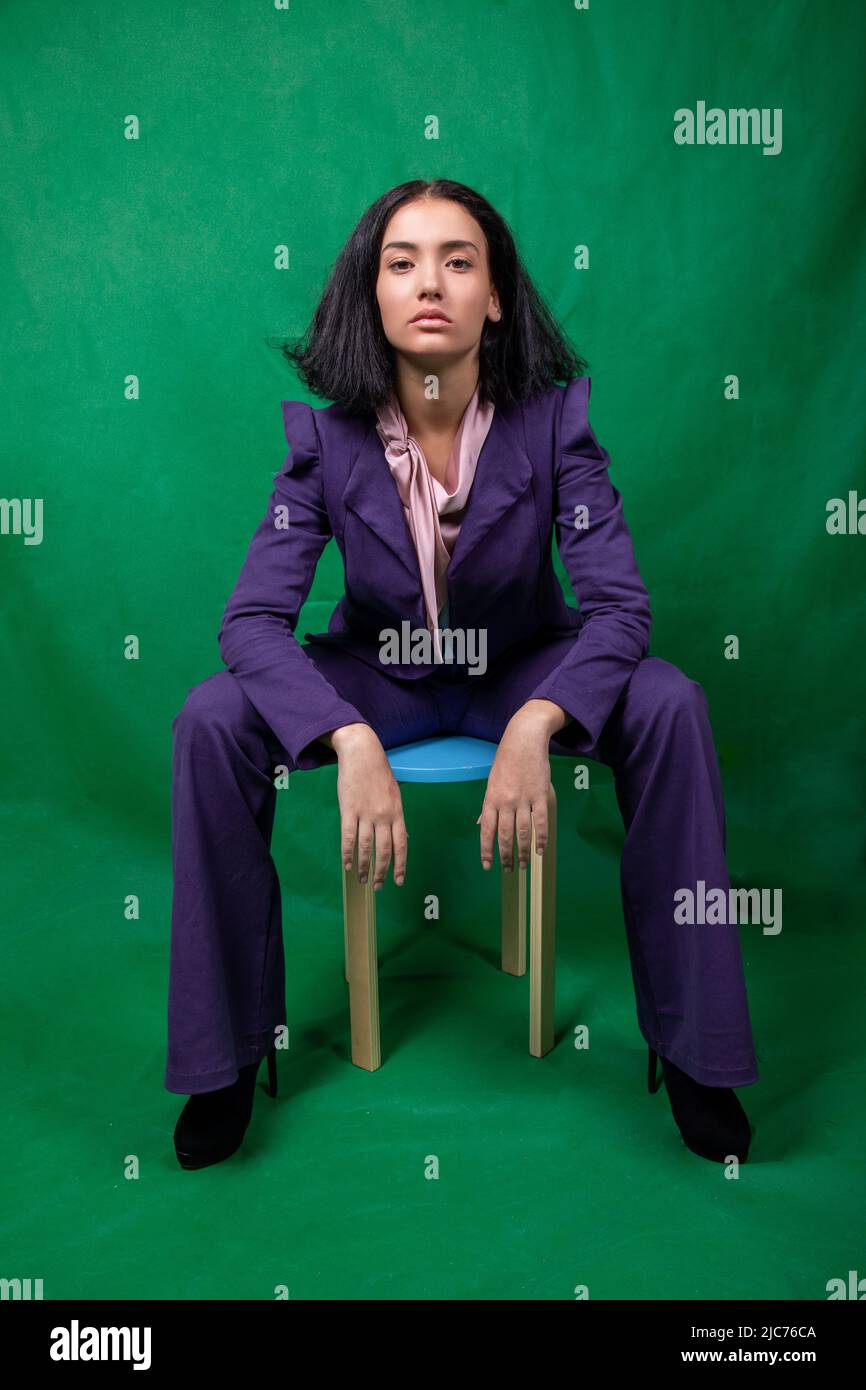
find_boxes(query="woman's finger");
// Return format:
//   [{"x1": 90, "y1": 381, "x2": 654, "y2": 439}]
[
  {"x1": 372, "y1": 822, "x2": 393, "y2": 891},
  {"x1": 356, "y1": 819, "x2": 374, "y2": 883},
  {"x1": 392, "y1": 818, "x2": 408, "y2": 886},
  {"x1": 478, "y1": 803, "x2": 497, "y2": 869},
  {"x1": 342, "y1": 815, "x2": 359, "y2": 874},
  {"x1": 497, "y1": 806, "x2": 516, "y2": 872},
  {"x1": 515, "y1": 804, "x2": 533, "y2": 870},
  {"x1": 531, "y1": 798, "x2": 549, "y2": 856}
]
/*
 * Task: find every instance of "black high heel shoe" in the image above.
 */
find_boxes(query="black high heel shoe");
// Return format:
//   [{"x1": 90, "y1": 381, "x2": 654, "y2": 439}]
[
  {"x1": 648, "y1": 1044, "x2": 752, "y2": 1164},
  {"x1": 173, "y1": 1042, "x2": 278, "y2": 1171}
]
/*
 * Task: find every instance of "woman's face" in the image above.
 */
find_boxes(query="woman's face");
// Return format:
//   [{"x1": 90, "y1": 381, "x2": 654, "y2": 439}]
[{"x1": 375, "y1": 198, "x2": 500, "y2": 373}]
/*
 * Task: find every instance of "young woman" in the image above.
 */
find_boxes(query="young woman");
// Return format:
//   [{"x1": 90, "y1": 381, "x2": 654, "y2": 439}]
[{"x1": 166, "y1": 178, "x2": 759, "y2": 1171}]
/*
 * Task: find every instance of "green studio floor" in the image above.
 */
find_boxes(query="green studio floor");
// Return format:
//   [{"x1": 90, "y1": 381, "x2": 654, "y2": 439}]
[{"x1": 2, "y1": 760, "x2": 863, "y2": 1303}]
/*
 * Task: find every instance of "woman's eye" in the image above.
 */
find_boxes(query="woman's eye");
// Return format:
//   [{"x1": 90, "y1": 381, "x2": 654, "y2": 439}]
[{"x1": 388, "y1": 257, "x2": 472, "y2": 271}]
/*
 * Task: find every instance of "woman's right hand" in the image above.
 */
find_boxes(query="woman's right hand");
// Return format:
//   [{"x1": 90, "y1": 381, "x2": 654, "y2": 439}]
[{"x1": 331, "y1": 725, "x2": 408, "y2": 889}]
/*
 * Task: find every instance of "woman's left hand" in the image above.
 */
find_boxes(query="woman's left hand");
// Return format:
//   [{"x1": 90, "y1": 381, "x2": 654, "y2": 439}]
[{"x1": 476, "y1": 704, "x2": 562, "y2": 872}]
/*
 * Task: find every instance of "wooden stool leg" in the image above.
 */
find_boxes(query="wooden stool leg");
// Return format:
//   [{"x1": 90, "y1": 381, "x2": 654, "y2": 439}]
[
  {"x1": 500, "y1": 836, "x2": 526, "y2": 976},
  {"x1": 342, "y1": 843, "x2": 381, "y2": 1071},
  {"x1": 342, "y1": 862, "x2": 350, "y2": 982},
  {"x1": 529, "y1": 784, "x2": 557, "y2": 1057}
]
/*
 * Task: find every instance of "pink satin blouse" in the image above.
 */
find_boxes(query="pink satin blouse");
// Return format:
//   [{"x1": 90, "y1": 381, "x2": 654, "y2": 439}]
[{"x1": 374, "y1": 384, "x2": 495, "y2": 662}]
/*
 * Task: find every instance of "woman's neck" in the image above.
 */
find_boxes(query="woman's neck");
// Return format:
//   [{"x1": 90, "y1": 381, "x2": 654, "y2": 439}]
[{"x1": 392, "y1": 362, "x2": 480, "y2": 448}]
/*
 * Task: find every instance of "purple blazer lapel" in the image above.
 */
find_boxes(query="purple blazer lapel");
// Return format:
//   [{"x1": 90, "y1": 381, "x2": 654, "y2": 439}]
[
  {"x1": 341, "y1": 418, "x2": 420, "y2": 586},
  {"x1": 340, "y1": 406, "x2": 533, "y2": 594},
  {"x1": 449, "y1": 410, "x2": 532, "y2": 581}
]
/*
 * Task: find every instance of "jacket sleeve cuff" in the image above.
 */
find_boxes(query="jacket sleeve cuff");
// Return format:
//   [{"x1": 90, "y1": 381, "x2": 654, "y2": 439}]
[
  {"x1": 286, "y1": 703, "x2": 373, "y2": 771},
  {"x1": 525, "y1": 675, "x2": 607, "y2": 755}
]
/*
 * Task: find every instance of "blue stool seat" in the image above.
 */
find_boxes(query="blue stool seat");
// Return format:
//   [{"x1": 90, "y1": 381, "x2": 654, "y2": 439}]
[{"x1": 386, "y1": 734, "x2": 498, "y2": 783}]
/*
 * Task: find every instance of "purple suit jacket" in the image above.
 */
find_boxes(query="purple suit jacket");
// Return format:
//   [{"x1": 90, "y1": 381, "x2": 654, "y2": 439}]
[{"x1": 217, "y1": 375, "x2": 652, "y2": 768}]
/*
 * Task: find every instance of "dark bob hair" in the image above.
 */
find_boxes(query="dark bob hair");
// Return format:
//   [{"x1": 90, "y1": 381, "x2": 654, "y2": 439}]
[{"x1": 277, "y1": 178, "x2": 589, "y2": 416}]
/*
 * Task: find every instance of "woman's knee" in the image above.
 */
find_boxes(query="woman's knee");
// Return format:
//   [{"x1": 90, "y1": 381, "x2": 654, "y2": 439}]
[
  {"x1": 172, "y1": 670, "x2": 258, "y2": 743},
  {"x1": 625, "y1": 656, "x2": 706, "y2": 721}
]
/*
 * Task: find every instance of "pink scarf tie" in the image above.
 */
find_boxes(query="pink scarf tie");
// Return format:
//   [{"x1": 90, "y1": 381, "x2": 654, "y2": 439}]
[{"x1": 375, "y1": 385, "x2": 495, "y2": 663}]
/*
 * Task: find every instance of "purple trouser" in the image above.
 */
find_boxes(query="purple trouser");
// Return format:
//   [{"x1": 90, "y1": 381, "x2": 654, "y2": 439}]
[{"x1": 164, "y1": 637, "x2": 759, "y2": 1094}]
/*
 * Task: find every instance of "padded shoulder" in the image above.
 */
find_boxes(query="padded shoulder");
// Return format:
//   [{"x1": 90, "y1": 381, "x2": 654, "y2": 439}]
[
  {"x1": 280, "y1": 399, "x2": 319, "y2": 470},
  {"x1": 559, "y1": 375, "x2": 594, "y2": 453}
]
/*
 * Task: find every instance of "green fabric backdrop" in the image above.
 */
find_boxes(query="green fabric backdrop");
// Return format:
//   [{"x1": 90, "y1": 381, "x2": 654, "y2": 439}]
[{"x1": 2, "y1": 0, "x2": 864, "y2": 1302}]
